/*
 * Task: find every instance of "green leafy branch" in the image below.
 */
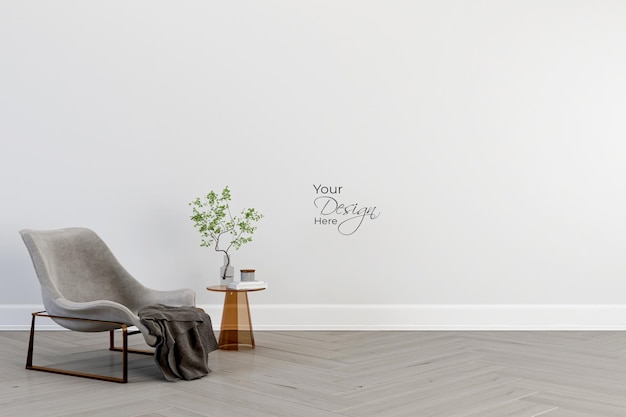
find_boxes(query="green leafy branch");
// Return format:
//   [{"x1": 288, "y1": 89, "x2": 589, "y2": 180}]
[{"x1": 189, "y1": 186, "x2": 263, "y2": 279}]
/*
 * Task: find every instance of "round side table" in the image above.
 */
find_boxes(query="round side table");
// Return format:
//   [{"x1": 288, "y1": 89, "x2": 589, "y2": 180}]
[{"x1": 207, "y1": 285, "x2": 266, "y2": 350}]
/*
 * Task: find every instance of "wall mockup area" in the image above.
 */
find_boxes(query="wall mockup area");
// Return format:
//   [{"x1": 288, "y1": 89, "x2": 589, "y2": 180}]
[{"x1": 2, "y1": 1, "x2": 626, "y2": 330}]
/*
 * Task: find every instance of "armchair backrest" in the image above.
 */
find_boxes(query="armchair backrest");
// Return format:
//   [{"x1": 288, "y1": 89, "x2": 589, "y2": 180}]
[{"x1": 20, "y1": 228, "x2": 146, "y2": 310}]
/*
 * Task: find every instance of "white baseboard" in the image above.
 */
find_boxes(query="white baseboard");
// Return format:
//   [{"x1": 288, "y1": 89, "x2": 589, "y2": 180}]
[
  {"x1": 243, "y1": 304, "x2": 626, "y2": 330},
  {"x1": 4, "y1": 304, "x2": 626, "y2": 331}
]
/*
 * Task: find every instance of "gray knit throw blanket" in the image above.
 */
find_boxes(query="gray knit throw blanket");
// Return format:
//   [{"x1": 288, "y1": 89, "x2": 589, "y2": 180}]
[{"x1": 139, "y1": 304, "x2": 219, "y2": 381}]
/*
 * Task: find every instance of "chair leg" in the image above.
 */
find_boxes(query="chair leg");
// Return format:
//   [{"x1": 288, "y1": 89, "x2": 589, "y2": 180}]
[
  {"x1": 109, "y1": 329, "x2": 154, "y2": 355},
  {"x1": 25, "y1": 311, "x2": 145, "y2": 383},
  {"x1": 25, "y1": 313, "x2": 36, "y2": 369}
]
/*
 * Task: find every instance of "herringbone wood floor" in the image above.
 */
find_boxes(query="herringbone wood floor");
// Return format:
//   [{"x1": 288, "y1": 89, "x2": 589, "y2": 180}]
[{"x1": 2, "y1": 330, "x2": 626, "y2": 416}]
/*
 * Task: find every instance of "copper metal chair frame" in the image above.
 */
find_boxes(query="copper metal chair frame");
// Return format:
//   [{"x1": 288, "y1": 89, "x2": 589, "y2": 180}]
[{"x1": 26, "y1": 311, "x2": 154, "y2": 383}]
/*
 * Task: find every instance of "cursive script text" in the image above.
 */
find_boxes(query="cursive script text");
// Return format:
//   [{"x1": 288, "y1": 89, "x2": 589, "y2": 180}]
[{"x1": 314, "y1": 196, "x2": 380, "y2": 235}]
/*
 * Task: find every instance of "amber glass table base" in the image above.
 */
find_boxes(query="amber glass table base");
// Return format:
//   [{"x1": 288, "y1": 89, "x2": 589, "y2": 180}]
[
  {"x1": 207, "y1": 285, "x2": 265, "y2": 350},
  {"x1": 220, "y1": 290, "x2": 254, "y2": 350}
]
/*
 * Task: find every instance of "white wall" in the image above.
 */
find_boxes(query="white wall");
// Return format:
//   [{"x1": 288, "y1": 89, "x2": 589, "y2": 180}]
[{"x1": 2, "y1": 1, "x2": 626, "y2": 329}]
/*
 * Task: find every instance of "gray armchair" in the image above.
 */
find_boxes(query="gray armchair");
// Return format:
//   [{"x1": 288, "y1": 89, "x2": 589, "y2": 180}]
[{"x1": 20, "y1": 227, "x2": 196, "y2": 382}]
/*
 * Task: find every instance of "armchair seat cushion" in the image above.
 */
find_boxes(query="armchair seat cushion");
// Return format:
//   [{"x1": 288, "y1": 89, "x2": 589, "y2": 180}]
[{"x1": 20, "y1": 228, "x2": 197, "y2": 348}]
